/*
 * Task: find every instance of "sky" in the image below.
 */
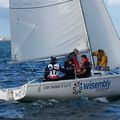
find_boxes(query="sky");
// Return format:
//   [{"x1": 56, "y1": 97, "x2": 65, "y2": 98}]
[{"x1": 0, "y1": 0, "x2": 120, "y2": 38}]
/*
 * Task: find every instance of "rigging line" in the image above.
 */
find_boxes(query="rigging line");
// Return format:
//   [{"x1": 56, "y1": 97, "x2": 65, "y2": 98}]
[
  {"x1": 102, "y1": 0, "x2": 120, "y2": 41},
  {"x1": 25, "y1": 62, "x2": 45, "y2": 83},
  {"x1": 10, "y1": 0, "x2": 73, "y2": 9},
  {"x1": 26, "y1": 62, "x2": 38, "y2": 80},
  {"x1": 79, "y1": 0, "x2": 95, "y2": 68}
]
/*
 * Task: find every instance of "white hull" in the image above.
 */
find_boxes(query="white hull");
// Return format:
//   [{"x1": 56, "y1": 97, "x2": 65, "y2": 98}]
[{"x1": 1, "y1": 74, "x2": 120, "y2": 101}]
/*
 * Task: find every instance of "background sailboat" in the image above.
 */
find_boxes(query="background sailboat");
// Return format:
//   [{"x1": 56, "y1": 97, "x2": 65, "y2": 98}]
[{"x1": 0, "y1": 0, "x2": 120, "y2": 101}]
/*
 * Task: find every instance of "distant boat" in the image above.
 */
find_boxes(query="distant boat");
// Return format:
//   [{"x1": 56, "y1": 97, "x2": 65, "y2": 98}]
[
  {"x1": 0, "y1": 0, "x2": 120, "y2": 102},
  {"x1": 0, "y1": 36, "x2": 9, "y2": 41},
  {"x1": 0, "y1": 36, "x2": 4, "y2": 41}
]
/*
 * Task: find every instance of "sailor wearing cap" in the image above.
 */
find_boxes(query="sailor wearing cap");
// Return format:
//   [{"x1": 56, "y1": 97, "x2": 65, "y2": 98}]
[{"x1": 44, "y1": 57, "x2": 64, "y2": 81}]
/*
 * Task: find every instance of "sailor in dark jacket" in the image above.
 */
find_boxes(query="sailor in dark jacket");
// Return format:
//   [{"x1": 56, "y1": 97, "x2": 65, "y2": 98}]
[
  {"x1": 44, "y1": 57, "x2": 64, "y2": 81},
  {"x1": 63, "y1": 60, "x2": 75, "y2": 80}
]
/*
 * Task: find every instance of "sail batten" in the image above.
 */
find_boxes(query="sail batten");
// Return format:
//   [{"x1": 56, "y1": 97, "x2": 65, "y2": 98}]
[{"x1": 10, "y1": 0, "x2": 89, "y2": 61}]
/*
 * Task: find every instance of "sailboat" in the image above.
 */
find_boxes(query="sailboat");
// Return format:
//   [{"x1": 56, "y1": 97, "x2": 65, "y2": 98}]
[{"x1": 0, "y1": 0, "x2": 120, "y2": 101}]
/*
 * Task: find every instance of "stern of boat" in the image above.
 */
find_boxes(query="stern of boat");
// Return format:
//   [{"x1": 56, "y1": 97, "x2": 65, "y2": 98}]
[{"x1": 0, "y1": 85, "x2": 26, "y2": 101}]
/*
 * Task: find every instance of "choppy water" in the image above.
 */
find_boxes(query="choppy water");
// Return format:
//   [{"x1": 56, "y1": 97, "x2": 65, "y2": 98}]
[{"x1": 0, "y1": 41, "x2": 120, "y2": 120}]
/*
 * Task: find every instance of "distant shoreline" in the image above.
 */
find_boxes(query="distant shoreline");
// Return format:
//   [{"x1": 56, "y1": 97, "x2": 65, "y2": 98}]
[{"x1": 0, "y1": 40, "x2": 10, "y2": 42}]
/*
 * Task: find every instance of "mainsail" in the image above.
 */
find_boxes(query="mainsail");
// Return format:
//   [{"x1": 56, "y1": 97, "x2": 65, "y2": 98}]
[
  {"x1": 81, "y1": 0, "x2": 120, "y2": 67},
  {"x1": 10, "y1": 0, "x2": 89, "y2": 62}
]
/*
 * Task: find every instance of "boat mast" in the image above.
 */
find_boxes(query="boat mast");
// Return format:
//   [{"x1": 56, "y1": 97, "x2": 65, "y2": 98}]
[{"x1": 79, "y1": 0, "x2": 95, "y2": 67}]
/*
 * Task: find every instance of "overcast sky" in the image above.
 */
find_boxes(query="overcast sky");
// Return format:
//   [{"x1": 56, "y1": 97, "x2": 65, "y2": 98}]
[{"x1": 0, "y1": 0, "x2": 120, "y2": 38}]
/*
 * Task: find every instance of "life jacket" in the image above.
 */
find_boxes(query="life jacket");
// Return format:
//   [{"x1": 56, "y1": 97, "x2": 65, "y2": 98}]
[
  {"x1": 78, "y1": 58, "x2": 91, "y2": 78},
  {"x1": 67, "y1": 52, "x2": 81, "y2": 73},
  {"x1": 93, "y1": 51, "x2": 108, "y2": 67},
  {"x1": 48, "y1": 64, "x2": 60, "y2": 80},
  {"x1": 72, "y1": 56, "x2": 81, "y2": 73}
]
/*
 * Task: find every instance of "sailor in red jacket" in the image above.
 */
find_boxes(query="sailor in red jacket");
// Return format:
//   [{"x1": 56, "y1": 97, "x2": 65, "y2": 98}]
[
  {"x1": 77, "y1": 55, "x2": 91, "y2": 78},
  {"x1": 67, "y1": 48, "x2": 81, "y2": 74}
]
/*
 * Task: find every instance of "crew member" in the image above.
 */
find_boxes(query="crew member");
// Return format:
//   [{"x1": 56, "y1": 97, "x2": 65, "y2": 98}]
[
  {"x1": 67, "y1": 48, "x2": 81, "y2": 74},
  {"x1": 63, "y1": 60, "x2": 75, "y2": 80},
  {"x1": 77, "y1": 55, "x2": 91, "y2": 78},
  {"x1": 44, "y1": 56, "x2": 64, "y2": 81},
  {"x1": 92, "y1": 49, "x2": 108, "y2": 71}
]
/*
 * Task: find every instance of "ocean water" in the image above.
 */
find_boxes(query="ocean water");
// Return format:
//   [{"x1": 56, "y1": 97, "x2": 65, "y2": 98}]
[{"x1": 0, "y1": 41, "x2": 120, "y2": 120}]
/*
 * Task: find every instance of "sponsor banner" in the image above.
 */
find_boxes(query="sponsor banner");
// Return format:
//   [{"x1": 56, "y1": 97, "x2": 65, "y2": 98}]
[
  {"x1": 42, "y1": 82, "x2": 71, "y2": 90},
  {"x1": 73, "y1": 79, "x2": 111, "y2": 95}
]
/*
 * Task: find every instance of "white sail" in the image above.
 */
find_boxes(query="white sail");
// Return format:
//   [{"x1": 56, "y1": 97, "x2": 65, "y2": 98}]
[
  {"x1": 10, "y1": 0, "x2": 89, "y2": 61},
  {"x1": 0, "y1": 0, "x2": 120, "y2": 102},
  {"x1": 81, "y1": 0, "x2": 120, "y2": 67}
]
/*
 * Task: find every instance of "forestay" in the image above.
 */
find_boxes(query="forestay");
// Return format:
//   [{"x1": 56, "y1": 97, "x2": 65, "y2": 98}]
[
  {"x1": 10, "y1": 0, "x2": 89, "y2": 62},
  {"x1": 81, "y1": 0, "x2": 120, "y2": 68}
]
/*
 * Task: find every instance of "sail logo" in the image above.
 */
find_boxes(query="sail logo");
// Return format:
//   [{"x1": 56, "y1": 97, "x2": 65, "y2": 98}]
[{"x1": 73, "y1": 80, "x2": 111, "y2": 95}]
